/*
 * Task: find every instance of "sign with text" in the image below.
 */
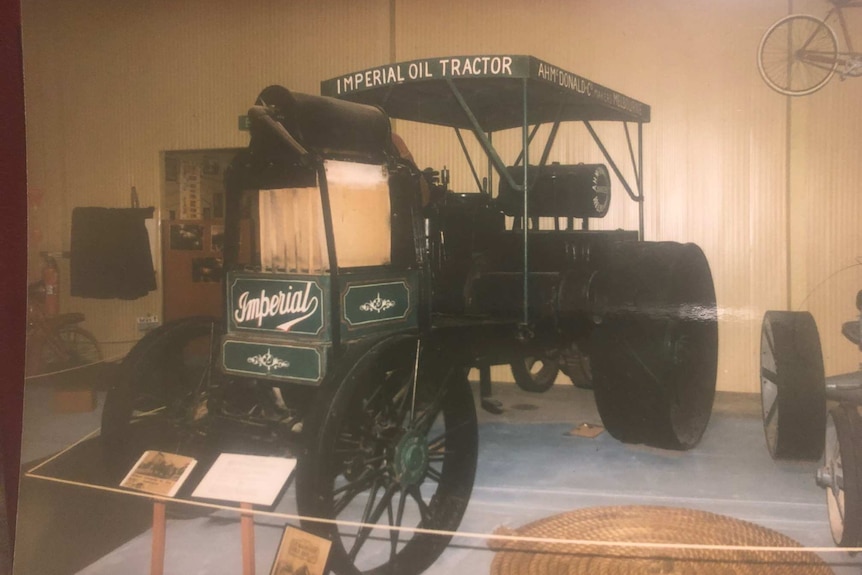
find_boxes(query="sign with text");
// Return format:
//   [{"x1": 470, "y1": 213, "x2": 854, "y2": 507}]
[
  {"x1": 192, "y1": 453, "x2": 296, "y2": 507},
  {"x1": 229, "y1": 275, "x2": 325, "y2": 336},
  {"x1": 320, "y1": 54, "x2": 650, "y2": 123}
]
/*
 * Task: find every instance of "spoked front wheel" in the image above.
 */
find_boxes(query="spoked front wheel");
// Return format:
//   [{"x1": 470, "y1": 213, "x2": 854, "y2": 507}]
[
  {"x1": 758, "y1": 14, "x2": 839, "y2": 96},
  {"x1": 297, "y1": 335, "x2": 478, "y2": 575}
]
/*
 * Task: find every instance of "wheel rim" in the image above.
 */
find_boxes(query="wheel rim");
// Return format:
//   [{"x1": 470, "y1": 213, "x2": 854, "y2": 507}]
[
  {"x1": 330, "y1": 372, "x2": 455, "y2": 570},
  {"x1": 758, "y1": 15, "x2": 839, "y2": 96},
  {"x1": 760, "y1": 317, "x2": 780, "y2": 456},
  {"x1": 825, "y1": 411, "x2": 847, "y2": 543}
]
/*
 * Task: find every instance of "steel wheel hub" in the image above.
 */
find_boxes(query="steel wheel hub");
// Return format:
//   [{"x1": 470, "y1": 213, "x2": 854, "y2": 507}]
[{"x1": 393, "y1": 430, "x2": 429, "y2": 486}]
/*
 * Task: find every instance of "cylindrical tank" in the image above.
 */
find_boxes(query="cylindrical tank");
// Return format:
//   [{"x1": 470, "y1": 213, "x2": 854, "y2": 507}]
[{"x1": 497, "y1": 163, "x2": 611, "y2": 219}]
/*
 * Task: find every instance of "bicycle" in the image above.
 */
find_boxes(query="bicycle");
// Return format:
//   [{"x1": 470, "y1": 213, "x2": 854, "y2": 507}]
[
  {"x1": 25, "y1": 281, "x2": 102, "y2": 377},
  {"x1": 758, "y1": 0, "x2": 862, "y2": 96}
]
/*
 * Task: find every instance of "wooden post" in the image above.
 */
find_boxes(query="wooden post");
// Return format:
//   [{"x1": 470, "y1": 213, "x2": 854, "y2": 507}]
[
  {"x1": 240, "y1": 502, "x2": 255, "y2": 575},
  {"x1": 150, "y1": 500, "x2": 166, "y2": 575}
]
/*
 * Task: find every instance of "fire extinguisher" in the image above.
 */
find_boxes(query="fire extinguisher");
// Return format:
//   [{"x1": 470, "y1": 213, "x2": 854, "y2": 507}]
[{"x1": 42, "y1": 255, "x2": 60, "y2": 317}]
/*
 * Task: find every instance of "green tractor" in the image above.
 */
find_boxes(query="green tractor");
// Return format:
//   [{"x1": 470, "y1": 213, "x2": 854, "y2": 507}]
[{"x1": 102, "y1": 55, "x2": 718, "y2": 575}]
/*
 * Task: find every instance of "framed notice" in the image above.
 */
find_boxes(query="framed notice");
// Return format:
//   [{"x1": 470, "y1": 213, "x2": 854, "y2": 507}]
[
  {"x1": 270, "y1": 527, "x2": 331, "y2": 575},
  {"x1": 179, "y1": 160, "x2": 202, "y2": 220},
  {"x1": 191, "y1": 453, "x2": 296, "y2": 506},
  {"x1": 120, "y1": 451, "x2": 197, "y2": 497}
]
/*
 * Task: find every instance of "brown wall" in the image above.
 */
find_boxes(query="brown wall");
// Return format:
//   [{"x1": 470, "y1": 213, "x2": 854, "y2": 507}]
[{"x1": 20, "y1": 0, "x2": 862, "y2": 392}]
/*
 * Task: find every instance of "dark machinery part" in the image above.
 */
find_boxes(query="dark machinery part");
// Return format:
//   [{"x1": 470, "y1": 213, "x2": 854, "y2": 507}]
[
  {"x1": 498, "y1": 163, "x2": 612, "y2": 220},
  {"x1": 510, "y1": 354, "x2": 560, "y2": 393}
]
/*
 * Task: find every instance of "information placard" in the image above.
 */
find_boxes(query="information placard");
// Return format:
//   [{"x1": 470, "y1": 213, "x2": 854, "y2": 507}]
[
  {"x1": 191, "y1": 453, "x2": 296, "y2": 506},
  {"x1": 120, "y1": 451, "x2": 197, "y2": 498}
]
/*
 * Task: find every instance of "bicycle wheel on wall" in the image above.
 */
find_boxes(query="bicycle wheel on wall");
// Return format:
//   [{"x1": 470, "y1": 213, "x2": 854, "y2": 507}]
[{"x1": 758, "y1": 14, "x2": 838, "y2": 96}]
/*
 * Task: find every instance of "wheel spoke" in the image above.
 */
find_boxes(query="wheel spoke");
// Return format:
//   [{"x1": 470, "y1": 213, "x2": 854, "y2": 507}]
[
  {"x1": 348, "y1": 483, "x2": 398, "y2": 561},
  {"x1": 412, "y1": 390, "x2": 446, "y2": 435},
  {"x1": 409, "y1": 485, "x2": 432, "y2": 526},
  {"x1": 332, "y1": 465, "x2": 386, "y2": 500},
  {"x1": 622, "y1": 338, "x2": 661, "y2": 385},
  {"x1": 763, "y1": 395, "x2": 779, "y2": 429},
  {"x1": 425, "y1": 465, "x2": 443, "y2": 484},
  {"x1": 349, "y1": 476, "x2": 383, "y2": 527},
  {"x1": 388, "y1": 488, "x2": 408, "y2": 562},
  {"x1": 761, "y1": 367, "x2": 778, "y2": 383}
]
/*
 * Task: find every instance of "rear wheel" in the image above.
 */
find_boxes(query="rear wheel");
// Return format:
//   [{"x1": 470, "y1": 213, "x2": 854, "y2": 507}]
[
  {"x1": 510, "y1": 354, "x2": 559, "y2": 393},
  {"x1": 101, "y1": 317, "x2": 221, "y2": 482},
  {"x1": 760, "y1": 310, "x2": 825, "y2": 461},
  {"x1": 758, "y1": 14, "x2": 838, "y2": 96},
  {"x1": 297, "y1": 335, "x2": 478, "y2": 575},
  {"x1": 589, "y1": 242, "x2": 718, "y2": 450}
]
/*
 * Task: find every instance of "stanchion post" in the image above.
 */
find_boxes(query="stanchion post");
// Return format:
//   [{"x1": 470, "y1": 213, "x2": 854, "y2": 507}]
[
  {"x1": 150, "y1": 499, "x2": 166, "y2": 575},
  {"x1": 240, "y1": 502, "x2": 255, "y2": 575}
]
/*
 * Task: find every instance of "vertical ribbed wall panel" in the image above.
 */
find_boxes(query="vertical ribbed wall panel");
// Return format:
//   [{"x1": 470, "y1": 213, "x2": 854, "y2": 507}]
[
  {"x1": 22, "y1": 0, "x2": 390, "y2": 360},
  {"x1": 791, "y1": 79, "x2": 862, "y2": 377},
  {"x1": 394, "y1": 0, "x2": 800, "y2": 392},
  {"x1": 22, "y1": 0, "x2": 858, "y2": 387}
]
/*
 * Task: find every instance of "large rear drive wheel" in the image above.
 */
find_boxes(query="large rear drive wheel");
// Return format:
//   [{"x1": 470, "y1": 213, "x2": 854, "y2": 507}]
[
  {"x1": 101, "y1": 316, "x2": 221, "y2": 480},
  {"x1": 760, "y1": 310, "x2": 826, "y2": 461},
  {"x1": 589, "y1": 242, "x2": 718, "y2": 450},
  {"x1": 297, "y1": 335, "x2": 478, "y2": 575},
  {"x1": 822, "y1": 404, "x2": 862, "y2": 546}
]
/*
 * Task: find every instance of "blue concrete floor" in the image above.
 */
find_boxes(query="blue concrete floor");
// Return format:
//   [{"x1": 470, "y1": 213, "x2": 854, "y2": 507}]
[{"x1": 13, "y1": 377, "x2": 862, "y2": 575}]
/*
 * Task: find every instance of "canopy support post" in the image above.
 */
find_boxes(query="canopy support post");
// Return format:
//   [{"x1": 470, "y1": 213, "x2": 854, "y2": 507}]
[
  {"x1": 445, "y1": 78, "x2": 522, "y2": 193},
  {"x1": 583, "y1": 120, "x2": 645, "y2": 240}
]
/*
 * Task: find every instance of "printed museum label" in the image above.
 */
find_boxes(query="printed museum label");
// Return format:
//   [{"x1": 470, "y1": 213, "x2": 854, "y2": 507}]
[
  {"x1": 270, "y1": 527, "x2": 332, "y2": 575},
  {"x1": 192, "y1": 453, "x2": 296, "y2": 506}
]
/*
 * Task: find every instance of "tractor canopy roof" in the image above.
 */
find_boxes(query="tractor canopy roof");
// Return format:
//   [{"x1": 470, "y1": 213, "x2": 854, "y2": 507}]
[{"x1": 319, "y1": 55, "x2": 650, "y2": 131}]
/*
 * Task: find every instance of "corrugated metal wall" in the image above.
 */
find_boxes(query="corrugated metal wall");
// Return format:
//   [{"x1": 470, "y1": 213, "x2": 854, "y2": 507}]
[{"x1": 22, "y1": 0, "x2": 861, "y2": 390}]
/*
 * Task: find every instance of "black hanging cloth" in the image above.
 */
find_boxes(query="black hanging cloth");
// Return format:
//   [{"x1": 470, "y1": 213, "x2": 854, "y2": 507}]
[{"x1": 70, "y1": 207, "x2": 156, "y2": 299}]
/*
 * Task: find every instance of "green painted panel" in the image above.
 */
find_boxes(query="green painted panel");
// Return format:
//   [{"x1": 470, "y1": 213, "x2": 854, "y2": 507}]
[
  {"x1": 222, "y1": 340, "x2": 324, "y2": 383},
  {"x1": 343, "y1": 280, "x2": 411, "y2": 327},
  {"x1": 227, "y1": 274, "x2": 329, "y2": 339}
]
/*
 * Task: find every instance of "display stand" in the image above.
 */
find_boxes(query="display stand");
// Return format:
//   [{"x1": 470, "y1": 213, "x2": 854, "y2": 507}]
[
  {"x1": 240, "y1": 502, "x2": 255, "y2": 575},
  {"x1": 191, "y1": 453, "x2": 297, "y2": 574},
  {"x1": 150, "y1": 500, "x2": 166, "y2": 575}
]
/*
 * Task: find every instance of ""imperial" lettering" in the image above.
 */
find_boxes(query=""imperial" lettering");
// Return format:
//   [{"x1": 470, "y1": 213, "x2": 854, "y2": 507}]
[{"x1": 233, "y1": 283, "x2": 319, "y2": 331}]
